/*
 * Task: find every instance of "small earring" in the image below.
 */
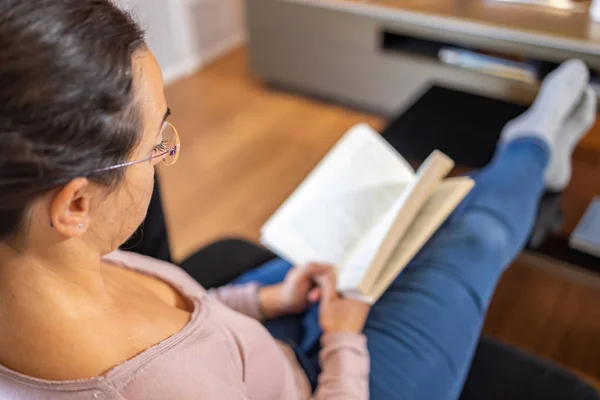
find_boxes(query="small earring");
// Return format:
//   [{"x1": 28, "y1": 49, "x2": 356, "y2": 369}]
[
  {"x1": 78, "y1": 223, "x2": 84, "y2": 230},
  {"x1": 50, "y1": 221, "x2": 54, "y2": 228}
]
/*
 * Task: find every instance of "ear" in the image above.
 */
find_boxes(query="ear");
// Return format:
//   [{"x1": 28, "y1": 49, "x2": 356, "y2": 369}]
[{"x1": 49, "y1": 178, "x2": 92, "y2": 238}]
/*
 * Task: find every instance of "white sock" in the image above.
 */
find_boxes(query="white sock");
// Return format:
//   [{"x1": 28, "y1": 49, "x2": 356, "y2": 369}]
[
  {"x1": 501, "y1": 60, "x2": 589, "y2": 146},
  {"x1": 499, "y1": 60, "x2": 593, "y2": 191},
  {"x1": 545, "y1": 87, "x2": 597, "y2": 192}
]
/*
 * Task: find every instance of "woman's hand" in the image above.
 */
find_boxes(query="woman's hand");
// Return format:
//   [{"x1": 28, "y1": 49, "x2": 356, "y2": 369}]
[
  {"x1": 258, "y1": 263, "x2": 332, "y2": 319},
  {"x1": 313, "y1": 267, "x2": 371, "y2": 334}
]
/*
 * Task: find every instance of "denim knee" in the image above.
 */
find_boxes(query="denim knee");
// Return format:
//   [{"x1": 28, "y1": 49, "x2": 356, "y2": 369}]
[{"x1": 458, "y1": 210, "x2": 514, "y2": 262}]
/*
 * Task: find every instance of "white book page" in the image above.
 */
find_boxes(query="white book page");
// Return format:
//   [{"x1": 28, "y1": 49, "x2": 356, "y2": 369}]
[
  {"x1": 336, "y1": 199, "x2": 405, "y2": 291},
  {"x1": 261, "y1": 124, "x2": 416, "y2": 266},
  {"x1": 337, "y1": 151, "x2": 454, "y2": 293}
]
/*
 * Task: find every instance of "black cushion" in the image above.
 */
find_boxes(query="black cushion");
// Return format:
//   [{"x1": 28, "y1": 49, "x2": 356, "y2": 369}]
[
  {"x1": 180, "y1": 238, "x2": 276, "y2": 289},
  {"x1": 461, "y1": 336, "x2": 599, "y2": 400}
]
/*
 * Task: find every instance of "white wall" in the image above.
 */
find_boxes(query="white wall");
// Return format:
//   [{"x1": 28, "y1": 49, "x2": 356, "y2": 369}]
[{"x1": 120, "y1": 0, "x2": 246, "y2": 85}]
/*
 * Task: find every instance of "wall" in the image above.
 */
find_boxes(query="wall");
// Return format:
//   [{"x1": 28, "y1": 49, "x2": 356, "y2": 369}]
[{"x1": 120, "y1": 0, "x2": 246, "y2": 85}]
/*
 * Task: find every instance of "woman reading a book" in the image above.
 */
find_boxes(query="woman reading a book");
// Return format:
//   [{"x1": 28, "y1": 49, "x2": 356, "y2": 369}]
[{"x1": 0, "y1": 1, "x2": 595, "y2": 399}]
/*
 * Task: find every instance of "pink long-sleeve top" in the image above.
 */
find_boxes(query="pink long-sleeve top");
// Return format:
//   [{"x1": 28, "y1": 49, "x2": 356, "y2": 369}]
[{"x1": 0, "y1": 251, "x2": 369, "y2": 399}]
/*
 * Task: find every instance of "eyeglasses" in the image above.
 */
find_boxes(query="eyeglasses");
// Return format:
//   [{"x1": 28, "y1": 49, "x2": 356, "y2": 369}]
[{"x1": 89, "y1": 122, "x2": 180, "y2": 174}]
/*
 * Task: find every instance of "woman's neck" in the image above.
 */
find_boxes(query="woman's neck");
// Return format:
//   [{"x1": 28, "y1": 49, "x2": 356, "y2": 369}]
[{"x1": 0, "y1": 240, "x2": 116, "y2": 313}]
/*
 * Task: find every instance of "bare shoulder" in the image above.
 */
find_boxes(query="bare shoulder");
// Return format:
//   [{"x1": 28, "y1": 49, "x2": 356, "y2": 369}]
[
  {"x1": 0, "y1": 267, "x2": 191, "y2": 381},
  {"x1": 0, "y1": 313, "x2": 139, "y2": 380}
]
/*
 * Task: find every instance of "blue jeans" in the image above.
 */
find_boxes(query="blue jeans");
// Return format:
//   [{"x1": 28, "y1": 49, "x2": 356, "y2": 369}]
[{"x1": 234, "y1": 138, "x2": 549, "y2": 400}]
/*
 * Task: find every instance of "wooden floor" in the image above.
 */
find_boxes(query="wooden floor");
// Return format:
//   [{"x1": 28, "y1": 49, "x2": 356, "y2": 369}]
[
  {"x1": 163, "y1": 47, "x2": 600, "y2": 384},
  {"x1": 162, "y1": 48, "x2": 383, "y2": 259}
]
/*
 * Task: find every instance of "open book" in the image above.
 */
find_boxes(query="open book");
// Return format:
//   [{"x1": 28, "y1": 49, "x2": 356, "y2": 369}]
[{"x1": 261, "y1": 124, "x2": 475, "y2": 304}]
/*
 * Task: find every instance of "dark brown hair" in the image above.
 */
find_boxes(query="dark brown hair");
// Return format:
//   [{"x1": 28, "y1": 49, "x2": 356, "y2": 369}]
[{"x1": 0, "y1": 0, "x2": 146, "y2": 242}]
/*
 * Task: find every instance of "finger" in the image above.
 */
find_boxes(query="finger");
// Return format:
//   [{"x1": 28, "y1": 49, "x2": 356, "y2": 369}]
[
  {"x1": 308, "y1": 287, "x2": 321, "y2": 303},
  {"x1": 314, "y1": 269, "x2": 338, "y2": 302},
  {"x1": 301, "y1": 263, "x2": 334, "y2": 277}
]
